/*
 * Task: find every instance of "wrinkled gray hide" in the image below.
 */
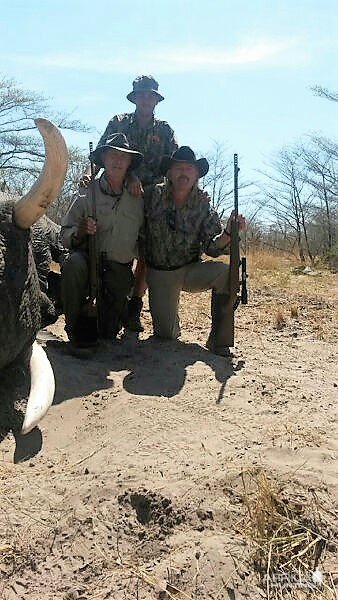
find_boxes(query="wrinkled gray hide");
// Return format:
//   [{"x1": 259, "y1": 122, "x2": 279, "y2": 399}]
[
  {"x1": 0, "y1": 196, "x2": 40, "y2": 372},
  {"x1": 0, "y1": 191, "x2": 67, "y2": 328}
]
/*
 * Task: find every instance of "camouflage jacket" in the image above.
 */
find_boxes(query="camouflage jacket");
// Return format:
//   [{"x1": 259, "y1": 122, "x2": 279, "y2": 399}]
[
  {"x1": 142, "y1": 183, "x2": 229, "y2": 269},
  {"x1": 97, "y1": 113, "x2": 178, "y2": 185}
]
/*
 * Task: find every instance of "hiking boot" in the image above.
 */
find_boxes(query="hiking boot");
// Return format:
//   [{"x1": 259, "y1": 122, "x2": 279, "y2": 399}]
[
  {"x1": 125, "y1": 296, "x2": 144, "y2": 332},
  {"x1": 205, "y1": 291, "x2": 233, "y2": 357},
  {"x1": 66, "y1": 331, "x2": 98, "y2": 358},
  {"x1": 205, "y1": 338, "x2": 231, "y2": 357}
]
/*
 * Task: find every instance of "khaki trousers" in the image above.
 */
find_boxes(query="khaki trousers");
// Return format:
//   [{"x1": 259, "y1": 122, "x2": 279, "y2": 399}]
[{"x1": 147, "y1": 260, "x2": 229, "y2": 339}]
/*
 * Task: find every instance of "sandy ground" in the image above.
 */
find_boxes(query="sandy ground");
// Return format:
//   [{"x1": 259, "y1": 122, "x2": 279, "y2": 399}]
[{"x1": 0, "y1": 261, "x2": 337, "y2": 599}]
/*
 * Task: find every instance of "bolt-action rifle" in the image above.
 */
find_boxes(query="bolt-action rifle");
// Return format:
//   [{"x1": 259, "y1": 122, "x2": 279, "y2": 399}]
[
  {"x1": 223, "y1": 153, "x2": 248, "y2": 347},
  {"x1": 75, "y1": 143, "x2": 103, "y2": 343}
]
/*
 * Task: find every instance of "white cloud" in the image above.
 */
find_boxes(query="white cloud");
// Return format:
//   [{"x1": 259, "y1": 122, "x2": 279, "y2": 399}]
[{"x1": 3, "y1": 38, "x2": 305, "y2": 73}]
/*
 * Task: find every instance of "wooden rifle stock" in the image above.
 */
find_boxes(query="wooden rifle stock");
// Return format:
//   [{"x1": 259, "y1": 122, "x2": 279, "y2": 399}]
[
  {"x1": 221, "y1": 154, "x2": 248, "y2": 347},
  {"x1": 87, "y1": 142, "x2": 102, "y2": 336},
  {"x1": 73, "y1": 143, "x2": 102, "y2": 344},
  {"x1": 225, "y1": 154, "x2": 240, "y2": 346},
  {"x1": 88, "y1": 142, "x2": 97, "y2": 303}
]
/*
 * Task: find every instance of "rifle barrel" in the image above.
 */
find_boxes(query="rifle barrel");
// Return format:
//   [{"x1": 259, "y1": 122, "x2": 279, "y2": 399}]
[{"x1": 234, "y1": 153, "x2": 239, "y2": 218}]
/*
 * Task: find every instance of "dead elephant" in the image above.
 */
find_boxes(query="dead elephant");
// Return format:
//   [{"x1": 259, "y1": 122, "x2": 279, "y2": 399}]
[{"x1": 0, "y1": 118, "x2": 68, "y2": 436}]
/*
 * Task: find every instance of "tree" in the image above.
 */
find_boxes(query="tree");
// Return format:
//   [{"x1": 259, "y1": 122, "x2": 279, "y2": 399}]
[
  {"x1": 301, "y1": 136, "x2": 337, "y2": 254},
  {"x1": 0, "y1": 74, "x2": 90, "y2": 192},
  {"x1": 260, "y1": 148, "x2": 315, "y2": 262},
  {"x1": 311, "y1": 85, "x2": 338, "y2": 103},
  {"x1": 201, "y1": 142, "x2": 233, "y2": 218},
  {"x1": 201, "y1": 141, "x2": 255, "y2": 230},
  {"x1": 47, "y1": 147, "x2": 88, "y2": 224},
  {"x1": 259, "y1": 136, "x2": 337, "y2": 261}
]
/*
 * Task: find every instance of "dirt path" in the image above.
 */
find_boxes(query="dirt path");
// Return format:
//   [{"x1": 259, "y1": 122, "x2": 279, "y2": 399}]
[{"x1": 0, "y1": 268, "x2": 337, "y2": 599}]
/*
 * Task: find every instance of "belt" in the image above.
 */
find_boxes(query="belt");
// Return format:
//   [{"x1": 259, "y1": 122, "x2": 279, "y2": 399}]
[
  {"x1": 147, "y1": 259, "x2": 198, "y2": 272},
  {"x1": 103, "y1": 258, "x2": 133, "y2": 269}
]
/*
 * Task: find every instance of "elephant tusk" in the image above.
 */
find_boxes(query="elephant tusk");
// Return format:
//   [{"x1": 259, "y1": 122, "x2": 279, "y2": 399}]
[
  {"x1": 21, "y1": 342, "x2": 55, "y2": 435},
  {"x1": 14, "y1": 118, "x2": 68, "y2": 229}
]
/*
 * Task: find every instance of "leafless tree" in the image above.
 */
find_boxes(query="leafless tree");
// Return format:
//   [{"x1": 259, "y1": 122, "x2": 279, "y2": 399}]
[
  {"x1": 201, "y1": 141, "x2": 233, "y2": 218},
  {"x1": 200, "y1": 140, "x2": 257, "y2": 236},
  {"x1": 0, "y1": 74, "x2": 90, "y2": 190},
  {"x1": 47, "y1": 147, "x2": 88, "y2": 224},
  {"x1": 301, "y1": 136, "x2": 337, "y2": 254},
  {"x1": 311, "y1": 85, "x2": 338, "y2": 103},
  {"x1": 259, "y1": 134, "x2": 337, "y2": 261},
  {"x1": 259, "y1": 148, "x2": 315, "y2": 262}
]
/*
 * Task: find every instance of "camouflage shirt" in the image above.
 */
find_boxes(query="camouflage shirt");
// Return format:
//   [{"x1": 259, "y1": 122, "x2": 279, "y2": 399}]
[
  {"x1": 97, "y1": 113, "x2": 178, "y2": 185},
  {"x1": 142, "y1": 183, "x2": 229, "y2": 269}
]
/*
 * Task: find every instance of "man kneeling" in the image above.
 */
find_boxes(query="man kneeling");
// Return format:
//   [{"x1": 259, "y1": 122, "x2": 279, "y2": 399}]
[
  {"x1": 60, "y1": 134, "x2": 144, "y2": 354},
  {"x1": 143, "y1": 146, "x2": 245, "y2": 356}
]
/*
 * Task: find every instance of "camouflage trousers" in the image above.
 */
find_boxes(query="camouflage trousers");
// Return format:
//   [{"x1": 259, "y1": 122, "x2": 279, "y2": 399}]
[{"x1": 146, "y1": 260, "x2": 229, "y2": 339}]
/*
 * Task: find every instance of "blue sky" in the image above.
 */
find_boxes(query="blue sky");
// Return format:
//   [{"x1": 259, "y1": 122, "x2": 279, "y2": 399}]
[{"x1": 1, "y1": 0, "x2": 337, "y2": 181}]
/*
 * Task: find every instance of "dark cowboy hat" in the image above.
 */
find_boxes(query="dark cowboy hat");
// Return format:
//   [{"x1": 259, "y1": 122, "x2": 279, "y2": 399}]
[
  {"x1": 89, "y1": 133, "x2": 143, "y2": 169},
  {"x1": 127, "y1": 75, "x2": 164, "y2": 104},
  {"x1": 160, "y1": 146, "x2": 209, "y2": 178}
]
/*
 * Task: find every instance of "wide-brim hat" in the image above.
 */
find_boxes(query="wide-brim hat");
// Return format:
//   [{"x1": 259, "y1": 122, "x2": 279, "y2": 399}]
[
  {"x1": 127, "y1": 75, "x2": 164, "y2": 104},
  {"x1": 89, "y1": 133, "x2": 143, "y2": 169},
  {"x1": 160, "y1": 146, "x2": 209, "y2": 178}
]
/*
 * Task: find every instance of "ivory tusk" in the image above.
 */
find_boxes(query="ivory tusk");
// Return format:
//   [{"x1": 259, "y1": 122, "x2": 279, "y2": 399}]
[
  {"x1": 14, "y1": 118, "x2": 68, "y2": 229},
  {"x1": 21, "y1": 342, "x2": 55, "y2": 435}
]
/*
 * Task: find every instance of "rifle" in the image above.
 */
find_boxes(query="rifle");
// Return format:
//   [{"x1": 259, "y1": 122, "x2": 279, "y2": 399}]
[
  {"x1": 74, "y1": 142, "x2": 102, "y2": 343},
  {"x1": 88, "y1": 143, "x2": 98, "y2": 298},
  {"x1": 222, "y1": 153, "x2": 248, "y2": 346}
]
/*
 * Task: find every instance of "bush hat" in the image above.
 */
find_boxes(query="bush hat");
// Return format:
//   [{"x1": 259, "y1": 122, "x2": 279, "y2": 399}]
[
  {"x1": 89, "y1": 133, "x2": 143, "y2": 169},
  {"x1": 160, "y1": 146, "x2": 209, "y2": 178},
  {"x1": 127, "y1": 75, "x2": 164, "y2": 104}
]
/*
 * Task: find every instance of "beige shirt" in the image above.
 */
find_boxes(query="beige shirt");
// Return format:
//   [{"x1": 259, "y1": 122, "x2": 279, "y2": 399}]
[{"x1": 61, "y1": 174, "x2": 144, "y2": 264}]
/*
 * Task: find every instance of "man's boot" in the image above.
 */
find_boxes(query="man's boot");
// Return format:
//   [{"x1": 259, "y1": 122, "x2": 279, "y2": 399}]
[
  {"x1": 125, "y1": 296, "x2": 144, "y2": 332},
  {"x1": 66, "y1": 331, "x2": 96, "y2": 359},
  {"x1": 205, "y1": 291, "x2": 232, "y2": 357}
]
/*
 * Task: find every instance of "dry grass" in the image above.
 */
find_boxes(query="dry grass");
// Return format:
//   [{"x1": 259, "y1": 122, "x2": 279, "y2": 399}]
[
  {"x1": 290, "y1": 305, "x2": 299, "y2": 319},
  {"x1": 247, "y1": 247, "x2": 296, "y2": 273},
  {"x1": 274, "y1": 310, "x2": 287, "y2": 330},
  {"x1": 237, "y1": 248, "x2": 337, "y2": 342},
  {"x1": 241, "y1": 470, "x2": 337, "y2": 599},
  {"x1": 269, "y1": 423, "x2": 325, "y2": 450},
  {"x1": 185, "y1": 249, "x2": 337, "y2": 343}
]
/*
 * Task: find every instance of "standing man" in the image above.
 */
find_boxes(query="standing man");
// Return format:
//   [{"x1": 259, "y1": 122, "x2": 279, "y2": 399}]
[
  {"x1": 61, "y1": 134, "x2": 144, "y2": 356},
  {"x1": 142, "y1": 146, "x2": 245, "y2": 357},
  {"x1": 80, "y1": 75, "x2": 178, "y2": 332}
]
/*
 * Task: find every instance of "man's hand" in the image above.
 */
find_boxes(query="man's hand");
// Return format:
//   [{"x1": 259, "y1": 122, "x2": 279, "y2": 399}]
[
  {"x1": 217, "y1": 211, "x2": 246, "y2": 248},
  {"x1": 126, "y1": 172, "x2": 144, "y2": 197},
  {"x1": 198, "y1": 188, "x2": 211, "y2": 202},
  {"x1": 79, "y1": 163, "x2": 100, "y2": 188},
  {"x1": 225, "y1": 210, "x2": 246, "y2": 233},
  {"x1": 77, "y1": 217, "x2": 97, "y2": 240},
  {"x1": 78, "y1": 173, "x2": 92, "y2": 188}
]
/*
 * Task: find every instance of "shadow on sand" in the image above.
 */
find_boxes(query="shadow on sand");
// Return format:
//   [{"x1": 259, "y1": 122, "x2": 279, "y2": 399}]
[
  {"x1": 44, "y1": 332, "x2": 245, "y2": 404},
  {"x1": 1, "y1": 330, "x2": 245, "y2": 462}
]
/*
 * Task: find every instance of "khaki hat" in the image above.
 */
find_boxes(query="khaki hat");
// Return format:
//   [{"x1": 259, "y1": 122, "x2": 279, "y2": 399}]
[{"x1": 89, "y1": 133, "x2": 143, "y2": 169}]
